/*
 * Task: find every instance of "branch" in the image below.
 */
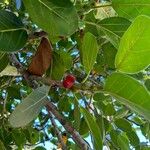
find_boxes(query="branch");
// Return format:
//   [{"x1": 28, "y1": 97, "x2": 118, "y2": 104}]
[
  {"x1": 46, "y1": 102, "x2": 91, "y2": 150},
  {"x1": 9, "y1": 53, "x2": 91, "y2": 150},
  {"x1": 48, "y1": 111, "x2": 67, "y2": 150}
]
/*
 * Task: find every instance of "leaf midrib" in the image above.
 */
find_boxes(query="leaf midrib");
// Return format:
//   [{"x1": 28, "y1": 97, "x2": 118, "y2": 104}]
[
  {"x1": 22, "y1": 95, "x2": 47, "y2": 112},
  {"x1": 116, "y1": 25, "x2": 145, "y2": 69},
  {"x1": 85, "y1": 21, "x2": 120, "y2": 39},
  {"x1": 113, "y1": 3, "x2": 150, "y2": 6},
  {"x1": 104, "y1": 90, "x2": 150, "y2": 120},
  {"x1": 0, "y1": 28, "x2": 25, "y2": 33},
  {"x1": 38, "y1": 0, "x2": 69, "y2": 24}
]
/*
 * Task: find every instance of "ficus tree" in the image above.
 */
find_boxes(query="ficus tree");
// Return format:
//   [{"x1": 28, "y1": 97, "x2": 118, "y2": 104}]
[{"x1": 0, "y1": 0, "x2": 150, "y2": 150}]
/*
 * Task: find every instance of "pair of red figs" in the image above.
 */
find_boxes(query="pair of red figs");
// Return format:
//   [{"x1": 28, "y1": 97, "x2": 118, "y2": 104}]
[{"x1": 63, "y1": 75, "x2": 76, "y2": 89}]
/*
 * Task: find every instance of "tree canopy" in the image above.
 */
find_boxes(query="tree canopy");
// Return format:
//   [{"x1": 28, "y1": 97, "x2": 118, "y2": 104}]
[{"x1": 0, "y1": 0, "x2": 150, "y2": 150}]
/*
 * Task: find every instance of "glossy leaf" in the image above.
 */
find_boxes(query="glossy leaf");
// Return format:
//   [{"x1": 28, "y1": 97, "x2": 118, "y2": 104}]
[
  {"x1": 81, "y1": 107, "x2": 102, "y2": 150},
  {"x1": 0, "y1": 10, "x2": 28, "y2": 52},
  {"x1": 115, "y1": 15, "x2": 150, "y2": 73},
  {"x1": 104, "y1": 73, "x2": 150, "y2": 121},
  {"x1": 9, "y1": 86, "x2": 50, "y2": 127},
  {"x1": 112, "y1": 0, "x2": 150, "y2": 20},
  {"x1": 23, "y1": 0, "x2": 78, "y2": 42},
  {"x1": 81, "y1": 32, "x2": 99, "y2": 74}
]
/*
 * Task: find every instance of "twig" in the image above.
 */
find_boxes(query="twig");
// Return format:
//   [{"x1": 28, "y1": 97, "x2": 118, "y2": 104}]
[
  {"x1": 48, "y1": 111, "x2": 67, "y2": 150},
  {"x1": 29, "y1": 75, "x2": 62, "y2": 87}
]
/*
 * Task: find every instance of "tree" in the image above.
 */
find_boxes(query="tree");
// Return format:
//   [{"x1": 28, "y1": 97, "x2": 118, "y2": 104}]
[{"x1": 0, "y1": 0, "x2": 150, "y2": 149}]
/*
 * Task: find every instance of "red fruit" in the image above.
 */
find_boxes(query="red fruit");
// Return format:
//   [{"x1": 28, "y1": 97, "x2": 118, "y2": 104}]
[
  {"x1": 65, "y1": 75, "x2": 76, "y2": 82},
  {"x1": 63, "y1": 75, "x2": 76, "y2": 89}
]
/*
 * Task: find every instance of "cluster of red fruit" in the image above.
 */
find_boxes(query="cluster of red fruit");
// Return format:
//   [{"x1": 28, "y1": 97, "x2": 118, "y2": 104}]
[{"x1": 62, "y1": 75, "x2": 76, "y2": 89}]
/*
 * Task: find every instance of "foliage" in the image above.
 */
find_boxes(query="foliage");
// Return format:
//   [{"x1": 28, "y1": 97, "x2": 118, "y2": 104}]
[{"x1": 0, "y1": 0, "x2": 150, "y2": 149}]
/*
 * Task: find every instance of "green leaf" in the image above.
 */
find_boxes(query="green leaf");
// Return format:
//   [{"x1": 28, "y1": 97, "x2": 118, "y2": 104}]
[
  {"x1": 0, "y1": 140, "x2": 6, "y2": 150},
  {"x1": 99, "y1": 17, "x2": 131, "y2": 48},
  {"x1": 112, "y1": 0, "x2": 150, "y2": 20},
  {"x1": 12, "y1": 129, "x2": 26, "y2": 147},
  {"x1": 104, "y1": 73, "x2": 150, "y2": 121},
  {"x1": 0, "y1": 53, "x2": 8, "y2": 72},
  {"x1": 23, "y1": 128, "x2": 39, "y2": 144},
  {"x1": 110, "y1": 130, "x2": 119, "y2": 147},
  {"x1": 141, "y1": 122, "x2": 150, "y2": 139},
  {"x1": 115, "y1": 118, "x2": 132, "y2": 132},
  {"x1": 126, "y1": 131, "x2": 140, "y2": 147},
  {"x1": 74, "y1": 101, "x2": 82, "y2": 150},
  {"x1": 96, "y1": 115, "x2": 105, "y2": 142},
  {"x1": 50, "y1": 51, "x2": 72, "y2": 80},
  {"x1": 145, "y1": 79, "x2": 150, "y2": 91},
  {"x1": 114, "y1": 108, "x2": 129, "y2": 119},
  {"x1": 117, "y1": 133, "x2": 130, "y2": 150},
  {"x1": 81, "y1": 107, "x2": 102, "y2": 150},
  {"x1": 85, "y1": 17, "x2": 131, "y2": 48},
  {"x1": 0, "y1": 10, "x2": 28, "y2": 52},
  {"x1": 84, "y1": 11, "x2": 99, "y2": 37},
  {"x1": 99, "y1": 17, "x2": 131, "y2": 37},
  {"x1": 9, "y1": 86, "x2": 50, "y2": 127},
  {"x1": 7, "y1": 85, "x2": 21, "y2": 99},
  {"x1": 58, "y1": 97, "x2": 72, "y2": 112},
  {"x1": 93, "y1": 92, "x2": 105, "y2": 101},
  {"x1": 81, "y1": 32, "x2": 99, "y2": 74},
  {"x1": 23, "y1": 0, "x2": 78, "y2": 42},
  {"x1": 34, "y1": 146, "x2": 46, "y2": 150},
  {"x1": 104, "y1": 103, "x2": 116, "y2": 116},
  {"x1": 103, "y1": 42, "x2": 117, "y2": 69},
  {"x1": 115, "y1": 15, "x2": 150, "y2": 73},
  {"x1": 79, "y1": 118, "x2": 89, "y2": 136},
  {"x1": 73, "y1": 96, "x2": 81, "y2": 131},
  {"x1": 94, "y1": 54, "x2": 105, "y2": 75}
]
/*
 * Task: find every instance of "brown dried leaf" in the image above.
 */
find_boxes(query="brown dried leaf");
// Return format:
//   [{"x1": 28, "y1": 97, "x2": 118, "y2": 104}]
[{"x1": 28, "y1": 37, "x2": 52, "y2": 76}]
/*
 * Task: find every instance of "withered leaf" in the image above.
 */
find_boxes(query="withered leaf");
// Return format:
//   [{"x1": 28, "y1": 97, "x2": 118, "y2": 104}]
[{"x1": 28, "y1": 37, "x2": 52, "y2": 76}]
